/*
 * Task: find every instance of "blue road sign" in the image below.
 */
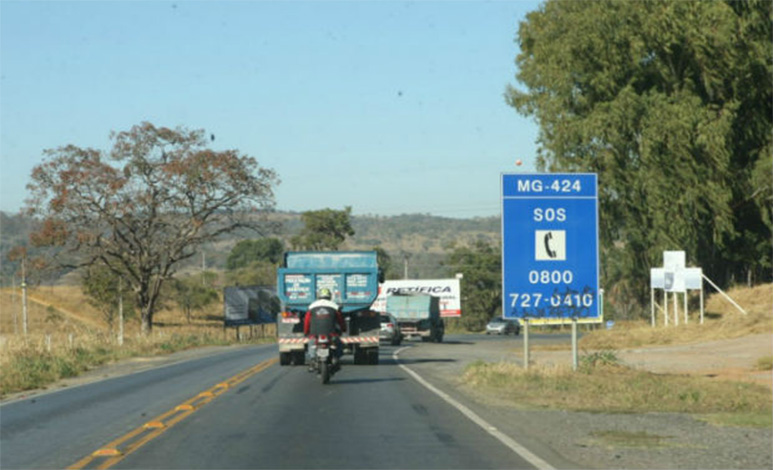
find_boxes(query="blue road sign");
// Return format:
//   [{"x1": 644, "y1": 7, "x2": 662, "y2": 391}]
[{"x1": 501, "y1": 173, "x2": 600, "y2": 324}]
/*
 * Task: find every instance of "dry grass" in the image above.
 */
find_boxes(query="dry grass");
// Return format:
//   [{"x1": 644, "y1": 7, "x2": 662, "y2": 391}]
[
  {"x1": 463, "y1": 359, "x2": 772, "y2": 420},
  {"x1": 579, "y1": 283, "x2": 773, "y2": 350},
  {"x1": 0, "y1": 285, "x2": 276, "y2": 397},
  {"x1": 464, "y1": 284, "x2": 773, "y2": 424}
]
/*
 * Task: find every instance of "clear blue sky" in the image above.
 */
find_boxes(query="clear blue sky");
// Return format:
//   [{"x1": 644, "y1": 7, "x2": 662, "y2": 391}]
[{"x1": 1, "y1": 0, "x2": 541, "y2": 218}]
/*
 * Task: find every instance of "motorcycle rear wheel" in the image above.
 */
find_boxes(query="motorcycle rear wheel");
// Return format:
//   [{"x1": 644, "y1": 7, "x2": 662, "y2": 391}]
[{"x1": 320, "y1": 361, "x2": 330, "y2": 384}]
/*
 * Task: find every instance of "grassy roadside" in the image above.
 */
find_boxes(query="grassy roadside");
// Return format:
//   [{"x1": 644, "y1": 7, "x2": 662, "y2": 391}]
[
  {"x1": 0, "y1": 286, "x2": 276, "y2": 398},
  {"x1": 463, "y1": 284, "x2": 773, "y2": 427},
  {"x1": 0, "y1": 330, "x2": 275, "y2": 397},
  {"x1": 462, "y1": 357, "x2": 772, "y2": 427},
  {"x1": 579, "y1": 283, "x2": 773, "y2": 350}
]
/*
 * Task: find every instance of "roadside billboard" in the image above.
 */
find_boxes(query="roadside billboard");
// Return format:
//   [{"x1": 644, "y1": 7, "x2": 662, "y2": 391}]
[
  {"x1": 371, "y1": 279, "x2": 461, "y2": 317},
  {"x1": 224, "y1": 286, "x2": 281, "y2": 326}
]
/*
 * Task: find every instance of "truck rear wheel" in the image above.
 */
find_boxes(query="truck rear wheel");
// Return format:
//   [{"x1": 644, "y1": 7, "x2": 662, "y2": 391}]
[
  {"x1": 279, "y1": 352, "x2": 290, "y2": 366},
  {"x1": 353, "y1": 347, "x2": 365, "y2": 365},
  {"x1": 368, "y1": 349, "x2": 379, "y2": 365},
  {"x1": 291, "y1": 350, "x2": 305, "y2": 366}
]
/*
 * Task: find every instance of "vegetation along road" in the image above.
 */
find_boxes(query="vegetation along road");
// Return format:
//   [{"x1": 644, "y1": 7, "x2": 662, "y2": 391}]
[{"x1": 3, "y1": 330, "x2": 770, "y2": 470}]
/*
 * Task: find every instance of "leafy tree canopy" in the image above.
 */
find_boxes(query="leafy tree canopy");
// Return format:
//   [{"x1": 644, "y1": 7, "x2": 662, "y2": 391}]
[
  {"x1": 170, "y1": 276, "x2": 219, "y2": 324},
  {"x1": 444, "y1": 241, "x2": 502, "y2": 331},
  {"x1": 508, "y1": 0, "x2": 772, "y2": 313},
  {"x1": 25, "y1": 122, "x2": 279, "y2": 333},
  {"x1": 291, "y1": 206, "x2": 355, "y2": 251},
  {"x1": 226, "y1": 238, "x2": 285, "y2": 270}
]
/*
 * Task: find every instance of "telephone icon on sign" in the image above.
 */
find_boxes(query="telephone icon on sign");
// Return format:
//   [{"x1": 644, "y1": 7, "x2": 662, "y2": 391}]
[
  {"x1": 535, "y1": 230, "x2": 566, "y2": 261},
  {"x1": 544, "y1": 232, "x2": 557, "y2": 258}
]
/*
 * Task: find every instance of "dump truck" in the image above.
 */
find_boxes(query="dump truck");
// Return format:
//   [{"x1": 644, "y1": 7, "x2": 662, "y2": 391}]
[
  {"x1": 385, "y1": 292, "x2": 444, "y2": 342},
  {"x1": 276, "y1": 251, "x2": 382, "y2": 366}
]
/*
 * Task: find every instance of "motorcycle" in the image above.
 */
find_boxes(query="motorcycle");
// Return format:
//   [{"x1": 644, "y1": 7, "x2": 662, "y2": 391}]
[{"x1": 309, "y1": 334, "x2": 340, "y2": 384}]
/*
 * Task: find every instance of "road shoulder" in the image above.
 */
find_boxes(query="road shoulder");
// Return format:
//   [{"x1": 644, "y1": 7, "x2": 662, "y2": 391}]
[{"x1": 396, "y1": 338, "x2": 773, "y2": 470}]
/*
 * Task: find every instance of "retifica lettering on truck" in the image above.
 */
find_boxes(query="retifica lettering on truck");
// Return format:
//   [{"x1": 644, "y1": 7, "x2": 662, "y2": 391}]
[{"x1": 372, "y1": 279, "x2": 461, "y2": 317}]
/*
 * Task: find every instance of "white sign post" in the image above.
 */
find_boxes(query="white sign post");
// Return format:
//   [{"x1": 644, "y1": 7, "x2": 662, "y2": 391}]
[
  {"x1": 663, "y1": 251, "x2": 685, "y2": 326},
  {"x1": 651, "y1": 252, "x2": 704, "y2": 327},
  {"x1": 650, "y1": 268, "x2": 665, "y2": 327}
]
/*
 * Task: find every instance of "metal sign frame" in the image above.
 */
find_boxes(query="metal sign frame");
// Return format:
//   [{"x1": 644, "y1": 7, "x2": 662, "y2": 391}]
[
  {"x1": 224, "y1": 286, "x2": 280, "y2": 326},
  {"x1": 501, "y1": 173, "x2": 601, "y2": 325}
]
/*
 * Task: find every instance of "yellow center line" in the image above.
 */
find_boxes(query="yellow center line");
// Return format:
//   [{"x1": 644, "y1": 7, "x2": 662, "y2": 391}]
[{"x1": 68, "y1": 357, "x2": 278, "y2": 470}]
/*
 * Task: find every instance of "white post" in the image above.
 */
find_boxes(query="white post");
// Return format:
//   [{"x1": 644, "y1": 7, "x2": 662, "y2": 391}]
[
  {"x1": 21, "y1": 258, "x2": 28, "y2": 336},
  {"x1": 673, "y1": 290, "x2": 679, "y2": 326},
  {"x1": 571, "y1": 318, "x2": 578, "y2": 371},
  {"x1": 699, "y1": 286, "x2": 705, "y2": 325},
  {"x1": 664, "y1": 291, "x2": 669, "y2": 326},
  {"x1": 12, "y1": 276, "x2": 18, "y2": 335},
  {"x1": 650, "y1": 288, "x2": 656, "y2": 328},
  {"x1": 118, "y1": 279, "x2": 125, "y2": 347},
  {"x1": 702, "y1": 273, "x2": 747, "y2": 315},
  {"x1": 523, "y1": 319, "x2": 530, "y2": 371},
  {"x1": 684, "y1": 292, "x2": 688, "y2": 325}
]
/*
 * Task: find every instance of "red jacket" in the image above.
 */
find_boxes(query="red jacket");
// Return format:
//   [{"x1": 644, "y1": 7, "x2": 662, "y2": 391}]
[{"x1": 303, "y1": 300, "x2": 347, "y2": 336}]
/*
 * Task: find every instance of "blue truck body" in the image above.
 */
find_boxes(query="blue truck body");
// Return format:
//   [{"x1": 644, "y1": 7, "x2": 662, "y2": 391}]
[{"x1": 276, "y1": 251, "x2": 382, "y2": 365}]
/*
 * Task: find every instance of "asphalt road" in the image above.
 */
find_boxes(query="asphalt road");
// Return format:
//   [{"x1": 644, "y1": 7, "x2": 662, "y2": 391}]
[{"x1": 0, "y1": 339, "x2": 547, "y2": 470}]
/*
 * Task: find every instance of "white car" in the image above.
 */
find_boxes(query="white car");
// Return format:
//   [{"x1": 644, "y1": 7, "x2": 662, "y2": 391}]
[
  {"x1": 485, "y1": 317, "x2": 520, "y2": 335},
  {"x1": 379, "y1": 313, "x2": 403, "y2": 346}
]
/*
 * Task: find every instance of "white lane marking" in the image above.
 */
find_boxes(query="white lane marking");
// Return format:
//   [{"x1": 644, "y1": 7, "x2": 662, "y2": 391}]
[{"x1": 393, "y1": 347, "x2": 555, "y2": 470}]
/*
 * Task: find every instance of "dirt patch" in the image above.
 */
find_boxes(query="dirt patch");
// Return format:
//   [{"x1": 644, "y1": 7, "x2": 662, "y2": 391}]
[{"x1": 532, "y1": 333, "x2": 773, "y2": 388}]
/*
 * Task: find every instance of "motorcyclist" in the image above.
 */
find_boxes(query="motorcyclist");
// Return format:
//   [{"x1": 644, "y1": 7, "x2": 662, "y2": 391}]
[{"x1": 304, "y1": 288, "x2": 346, "y2": 372}]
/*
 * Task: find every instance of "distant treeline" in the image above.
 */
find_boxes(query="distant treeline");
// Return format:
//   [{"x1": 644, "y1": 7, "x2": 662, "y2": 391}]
[{"x1": 0, "y1": 211, "x2": 499, "y2": 286}]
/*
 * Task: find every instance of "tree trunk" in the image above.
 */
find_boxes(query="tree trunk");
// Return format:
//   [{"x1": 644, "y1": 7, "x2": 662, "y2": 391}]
[{"x1": 141, "y1": 311, "x2": 153, "y2": 335}]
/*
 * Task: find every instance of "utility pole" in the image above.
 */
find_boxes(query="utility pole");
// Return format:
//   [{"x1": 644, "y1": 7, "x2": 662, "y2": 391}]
[
  {"x1": 12, "y1": 275, "x2": 18, "y2": 334},
  {"x1": 21, "y1": 257, "x2": 28, "y2": 336}
]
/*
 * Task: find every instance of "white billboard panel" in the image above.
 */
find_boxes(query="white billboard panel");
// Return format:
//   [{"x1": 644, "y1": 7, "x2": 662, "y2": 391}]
[
  {"x1": 683, "y1": 268, "x2": 703, "y2": 290},
  {"x1": 650, "y1": 268, "x2": 665, "y2": 289},
  {"x1": 371, "y1": 279, "x2": 461, "y2": 317},
  {"x1": 663, "y1": 251, "x2": 686, "y2": 271}
]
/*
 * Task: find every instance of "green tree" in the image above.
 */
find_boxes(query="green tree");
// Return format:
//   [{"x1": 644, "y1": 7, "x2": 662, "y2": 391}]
[
  {"x1": 373, "y1": 246, "x2": 394, "y2": 280},
  {"x1": 444, "y1": 241, "x2": 501, "y2": 331},
  {"x1": 170, "y1": 276, "x2": 219, "y2": 324},
  {"x1": 226, "y1": 260, "x2": 278, "y2": 287},
  {"x1": 82, "y1": 265, "x2": 135, "y2": 331},
  {"x1": 26, "y1": 122, "x2": 279, "y2": 334},
  {"x1": 291, "y1": 206, "x2": 355, "y2": 251},
  {"x1": 508, "y1": 0, "x2": 772, "y2": 314},
  {"x1": 226, "y1": 238, "x2": 285, "y2": 270}
]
